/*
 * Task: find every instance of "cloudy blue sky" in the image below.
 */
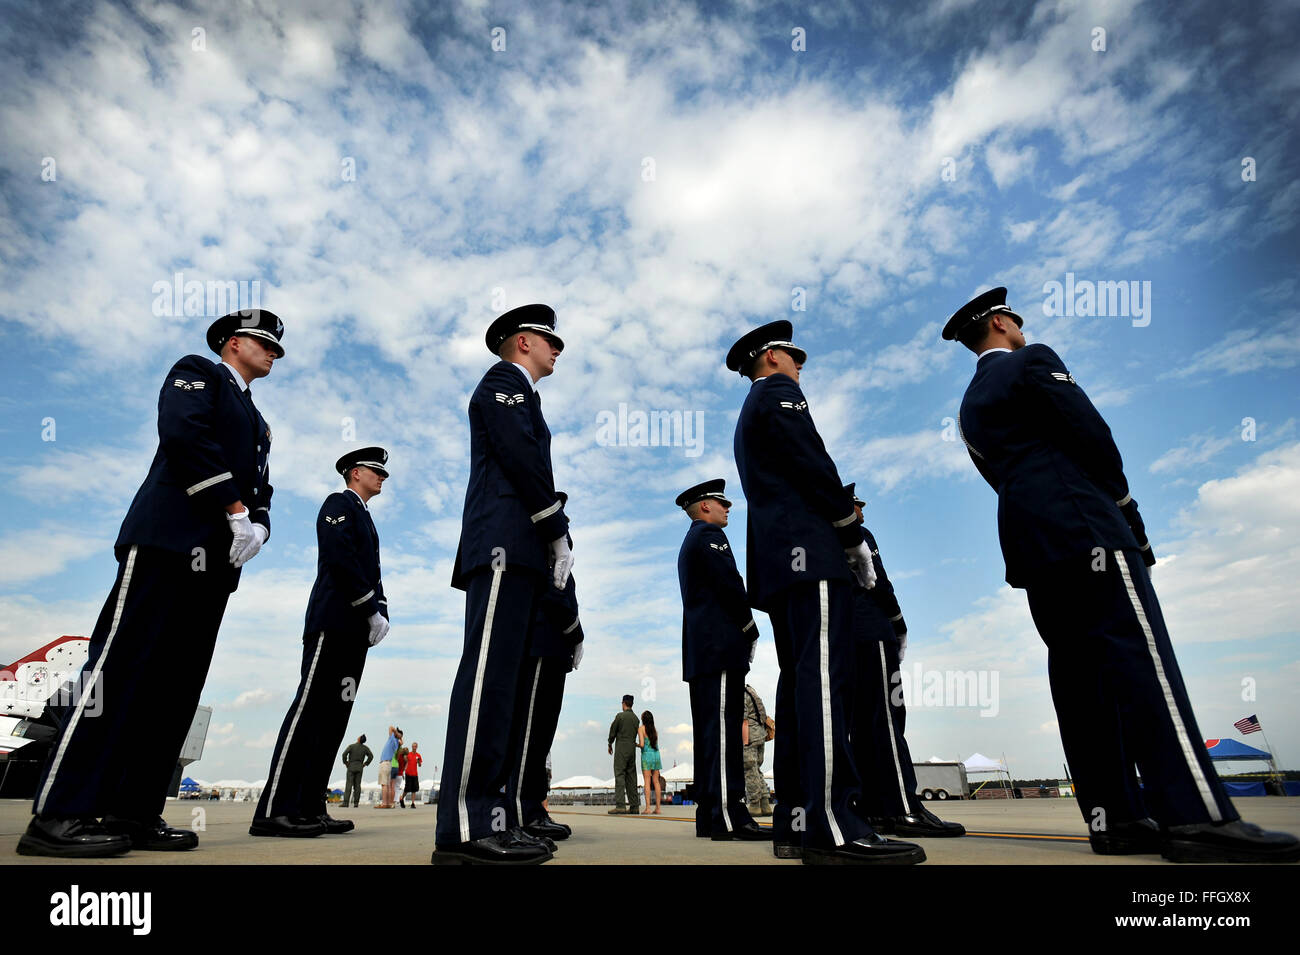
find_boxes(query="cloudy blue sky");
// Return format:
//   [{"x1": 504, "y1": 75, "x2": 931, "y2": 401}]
[{"x1": 1, "y1": 0, "x2": 1297, "y2": 789}]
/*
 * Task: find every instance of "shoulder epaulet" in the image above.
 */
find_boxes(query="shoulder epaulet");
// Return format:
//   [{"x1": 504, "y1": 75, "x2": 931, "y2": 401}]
[
  {"x1": 321, "y1": 492, "x2": 355, "y2": 525},
  {"x1": 480, "y1": 363, "x2": 531, "y2": 403},
  {"x1": 702, "y1": 525, "x2": 732, "y2": 552},
  {"x1": 166, "y1": 354, "x2": 219, "y2": 391},
  {"x1": 763, "y1": 374, "x2": 807, "y2": 406}
]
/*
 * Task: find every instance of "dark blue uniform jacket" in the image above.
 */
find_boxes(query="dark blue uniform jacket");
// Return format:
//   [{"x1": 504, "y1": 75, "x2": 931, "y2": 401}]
[
  {"x1": 530, "y1": 570, "x2": 584, "y2": 661},
  {"x1": 851, "y1": 527, "x2": 906, "y2": 643},
  {"x1": 304, "y1": 490, "x2": 386, "y2": 637},
  {"x1": 452, "y1": 362, "x2": 568, "y2": 589},
  {"x1": 958, "y1": 344, "x2": 1140, "y2": 587},
  {"x1": 116, "y1": 355, "x2": 272, "y2": 589},
  {"x1": 678, "y1": 520, "x2": 756, "y2": 682},
  {"x1": 734, "y1": 373, "x2": 860, "y2": 611}
]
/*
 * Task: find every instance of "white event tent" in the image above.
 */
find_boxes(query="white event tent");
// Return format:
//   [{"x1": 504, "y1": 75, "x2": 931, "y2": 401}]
[{"x1": 962, "y1": 752, "x2": 1014, "y2": 795}]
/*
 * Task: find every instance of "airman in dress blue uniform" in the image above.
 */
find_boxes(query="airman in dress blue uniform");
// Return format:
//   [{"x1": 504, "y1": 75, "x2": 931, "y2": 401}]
[
  {"x1": 675, "y1": 479, "x2": 770, "y2": 842},
  {"x1": 507, "y1": 491, "x2": 584, "y2": 843},
  {"x1": 843, "y1": 485, "x2": 964, "y2": 838},
  {"x1": 433, "y1": 304, "x2": 571, "y2": 866},
  {"x1": 251, "y1": 447, "x2": 391, "y2": 838},
  {"x1": 728, "y1": 321, "x2": 924, "y2": 866},
  {"x1": 18, "y1": 309, "x2": 283, "y2": 858},
  {"x1": 946, "y1": 286, "x2": 1299, "y2": 863}
]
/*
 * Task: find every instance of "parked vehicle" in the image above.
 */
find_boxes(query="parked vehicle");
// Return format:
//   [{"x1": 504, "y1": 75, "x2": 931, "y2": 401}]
[{"x1": 913, "y1": 761, "x2": 969, "y2": 800}]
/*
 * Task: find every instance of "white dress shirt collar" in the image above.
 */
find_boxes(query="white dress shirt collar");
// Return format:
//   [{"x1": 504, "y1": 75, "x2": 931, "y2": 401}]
[
  {"x1": 977, "y1": 347, "x2": 1013, "y2": 360},
  {"x1": 221, "y1": 360, "x2": 250, "y2": 391},
  {"x1": 510, "y1": 362, "x2": 538, "y2": 392}
]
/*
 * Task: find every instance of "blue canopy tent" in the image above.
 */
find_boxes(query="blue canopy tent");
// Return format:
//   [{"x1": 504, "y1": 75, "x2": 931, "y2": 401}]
[
  {"x1": 1204, "y1": 738, "x2": 1294, "y2": 796},
  {"x1": 1204, "y1": 738, "x2": 1270, "y2": 760}
]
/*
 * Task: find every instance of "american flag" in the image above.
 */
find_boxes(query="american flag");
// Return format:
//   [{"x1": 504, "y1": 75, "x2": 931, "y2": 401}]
[{"x1": 1234, "y1": 715, "x2": 1262, "y2": 735}]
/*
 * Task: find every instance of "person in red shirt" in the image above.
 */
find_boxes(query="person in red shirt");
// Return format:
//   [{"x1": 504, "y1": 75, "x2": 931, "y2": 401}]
[{"x1": 400, "y1": 742, "x2": 424, "y2": 808}]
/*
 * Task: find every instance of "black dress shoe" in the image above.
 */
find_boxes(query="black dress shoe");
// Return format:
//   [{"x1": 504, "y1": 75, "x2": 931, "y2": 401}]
[
  {"x1": 17, "y1": 817, "x2": 131, "y2": 858},
  {"x1": 888, "y1": 806, "x2": 966, "y2": 838},
  {"x1": 1089, "y1": 817, "x2": 1160, "y2": 855},
  {"x1": 803, "y1": 832, "x2": 926, "y2": 865},
  {"x1": 317, "y1": 814, "x2": 355, "y2": 834},
  {"x1": 511, "y1": 826, "x2": 556, "y2": 852},
  {"x1": 524, "y1": 815, "x2": 571, "y2": 841},
  {"x1": 102, "y1": 815, "x2": 199, "y2": 851},
  {"x1": 1161, "y1": 820, "x2": 1300, "y2": 864},
  {"x1": 719, "y1": 821, "x2": 773, "y2": 841},
  {"x1": 431, "y1": 832, "x2": 553, "y2": 865},
  {"x1": 249, "y1": 815, "x2": 327, "y2": 837},
  {"x1": 773, "y1": 841, "x2": 803, "y2": 859}
]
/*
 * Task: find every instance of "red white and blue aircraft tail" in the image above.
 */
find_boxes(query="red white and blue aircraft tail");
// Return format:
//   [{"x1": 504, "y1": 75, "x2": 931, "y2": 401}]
[{"x1": 0, "y1": 635, "x2": 90, "y2": 758}]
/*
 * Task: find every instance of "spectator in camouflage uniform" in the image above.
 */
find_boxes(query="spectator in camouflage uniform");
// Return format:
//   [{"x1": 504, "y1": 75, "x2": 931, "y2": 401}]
[{"x1": 742, "y1": 684, "x2": 771, "y2": 816}]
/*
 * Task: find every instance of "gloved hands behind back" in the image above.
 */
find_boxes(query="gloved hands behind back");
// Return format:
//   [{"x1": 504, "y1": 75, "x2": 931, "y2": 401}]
[
  {"x1": 845, "y1": 541, "x2": 877, "y2": 590},
  {"x1": 228, "y1": 510, "x2": 267, "y2": 568},
  {"x1": 367, "y1": 613, "x2": 390, "y2": 647}
]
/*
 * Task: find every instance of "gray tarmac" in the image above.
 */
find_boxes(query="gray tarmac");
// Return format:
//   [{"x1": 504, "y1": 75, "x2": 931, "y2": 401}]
[{"x1": 4, "y1": 797, "x2": 1299, "y2": 865}]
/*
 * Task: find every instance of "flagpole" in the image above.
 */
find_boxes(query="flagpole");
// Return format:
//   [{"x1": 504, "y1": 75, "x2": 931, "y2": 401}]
[{"x1": 1253, "y1": 720, "x2": 1283, "y2": 791}]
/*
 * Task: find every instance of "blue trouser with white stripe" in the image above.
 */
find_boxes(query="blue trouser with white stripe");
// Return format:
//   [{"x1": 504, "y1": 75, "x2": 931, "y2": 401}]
[
  {"x1": 768, "y1": 579, "x2": 871, "y2": 848},
  {"x1": 34, "y1": 545, "x2": 231, "y2": 821},
  {"x1": 853, "y1": 635, "x2": 919, "y2": 818},
  {"x1": 689, "y1": 670, "x2": 753, "y2": 834},
  {"x1": 255, "y1": 628, "x2": 369, "y2": 820},
  {"x1": 507, "y1": 654, "x2": 567, "y2": 827},
  {"x1": 436, "y1": 566, "x2": 542, "y2": 845},
  {"x1": 1025, "y1": 548, "x2": 1238, "y2": 829}
]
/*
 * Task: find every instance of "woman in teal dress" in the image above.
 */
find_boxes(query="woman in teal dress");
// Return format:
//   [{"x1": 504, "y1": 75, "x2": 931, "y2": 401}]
[{"x1": 637, "y1": 710, "x2": 663, "y2": 814}]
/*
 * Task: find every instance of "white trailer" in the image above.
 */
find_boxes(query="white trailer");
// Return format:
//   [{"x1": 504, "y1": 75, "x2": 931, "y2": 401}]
[{"x1": 913, "y1": 761, "x2": 969, "y2": 800}]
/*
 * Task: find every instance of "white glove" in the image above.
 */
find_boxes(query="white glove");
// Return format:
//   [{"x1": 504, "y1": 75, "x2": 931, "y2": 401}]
[
  {"x1": 549, "y1": 536, "x2": 573, "y2": 590},
  {"x1": 241, "y1": 523, "x2": 269, "y2": 565},
  {"x1": 898, "y1": 629, "x2": 908, "y2": 664},
  {"x1": 845, "y1": 541, "x2": 877, "y2": 590},
  {"x1": 227, "y1": 510, "x2": 258, "y2": 567},
  {"x1": 367, "y1": 613, "x2": 390, "y2": 647},
  {"x1": 571, "y1": 642, "x2": 584, "y2": 671},
  {"x1": 748, "y1": 640, "x2": 756, "y2": 665}
]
